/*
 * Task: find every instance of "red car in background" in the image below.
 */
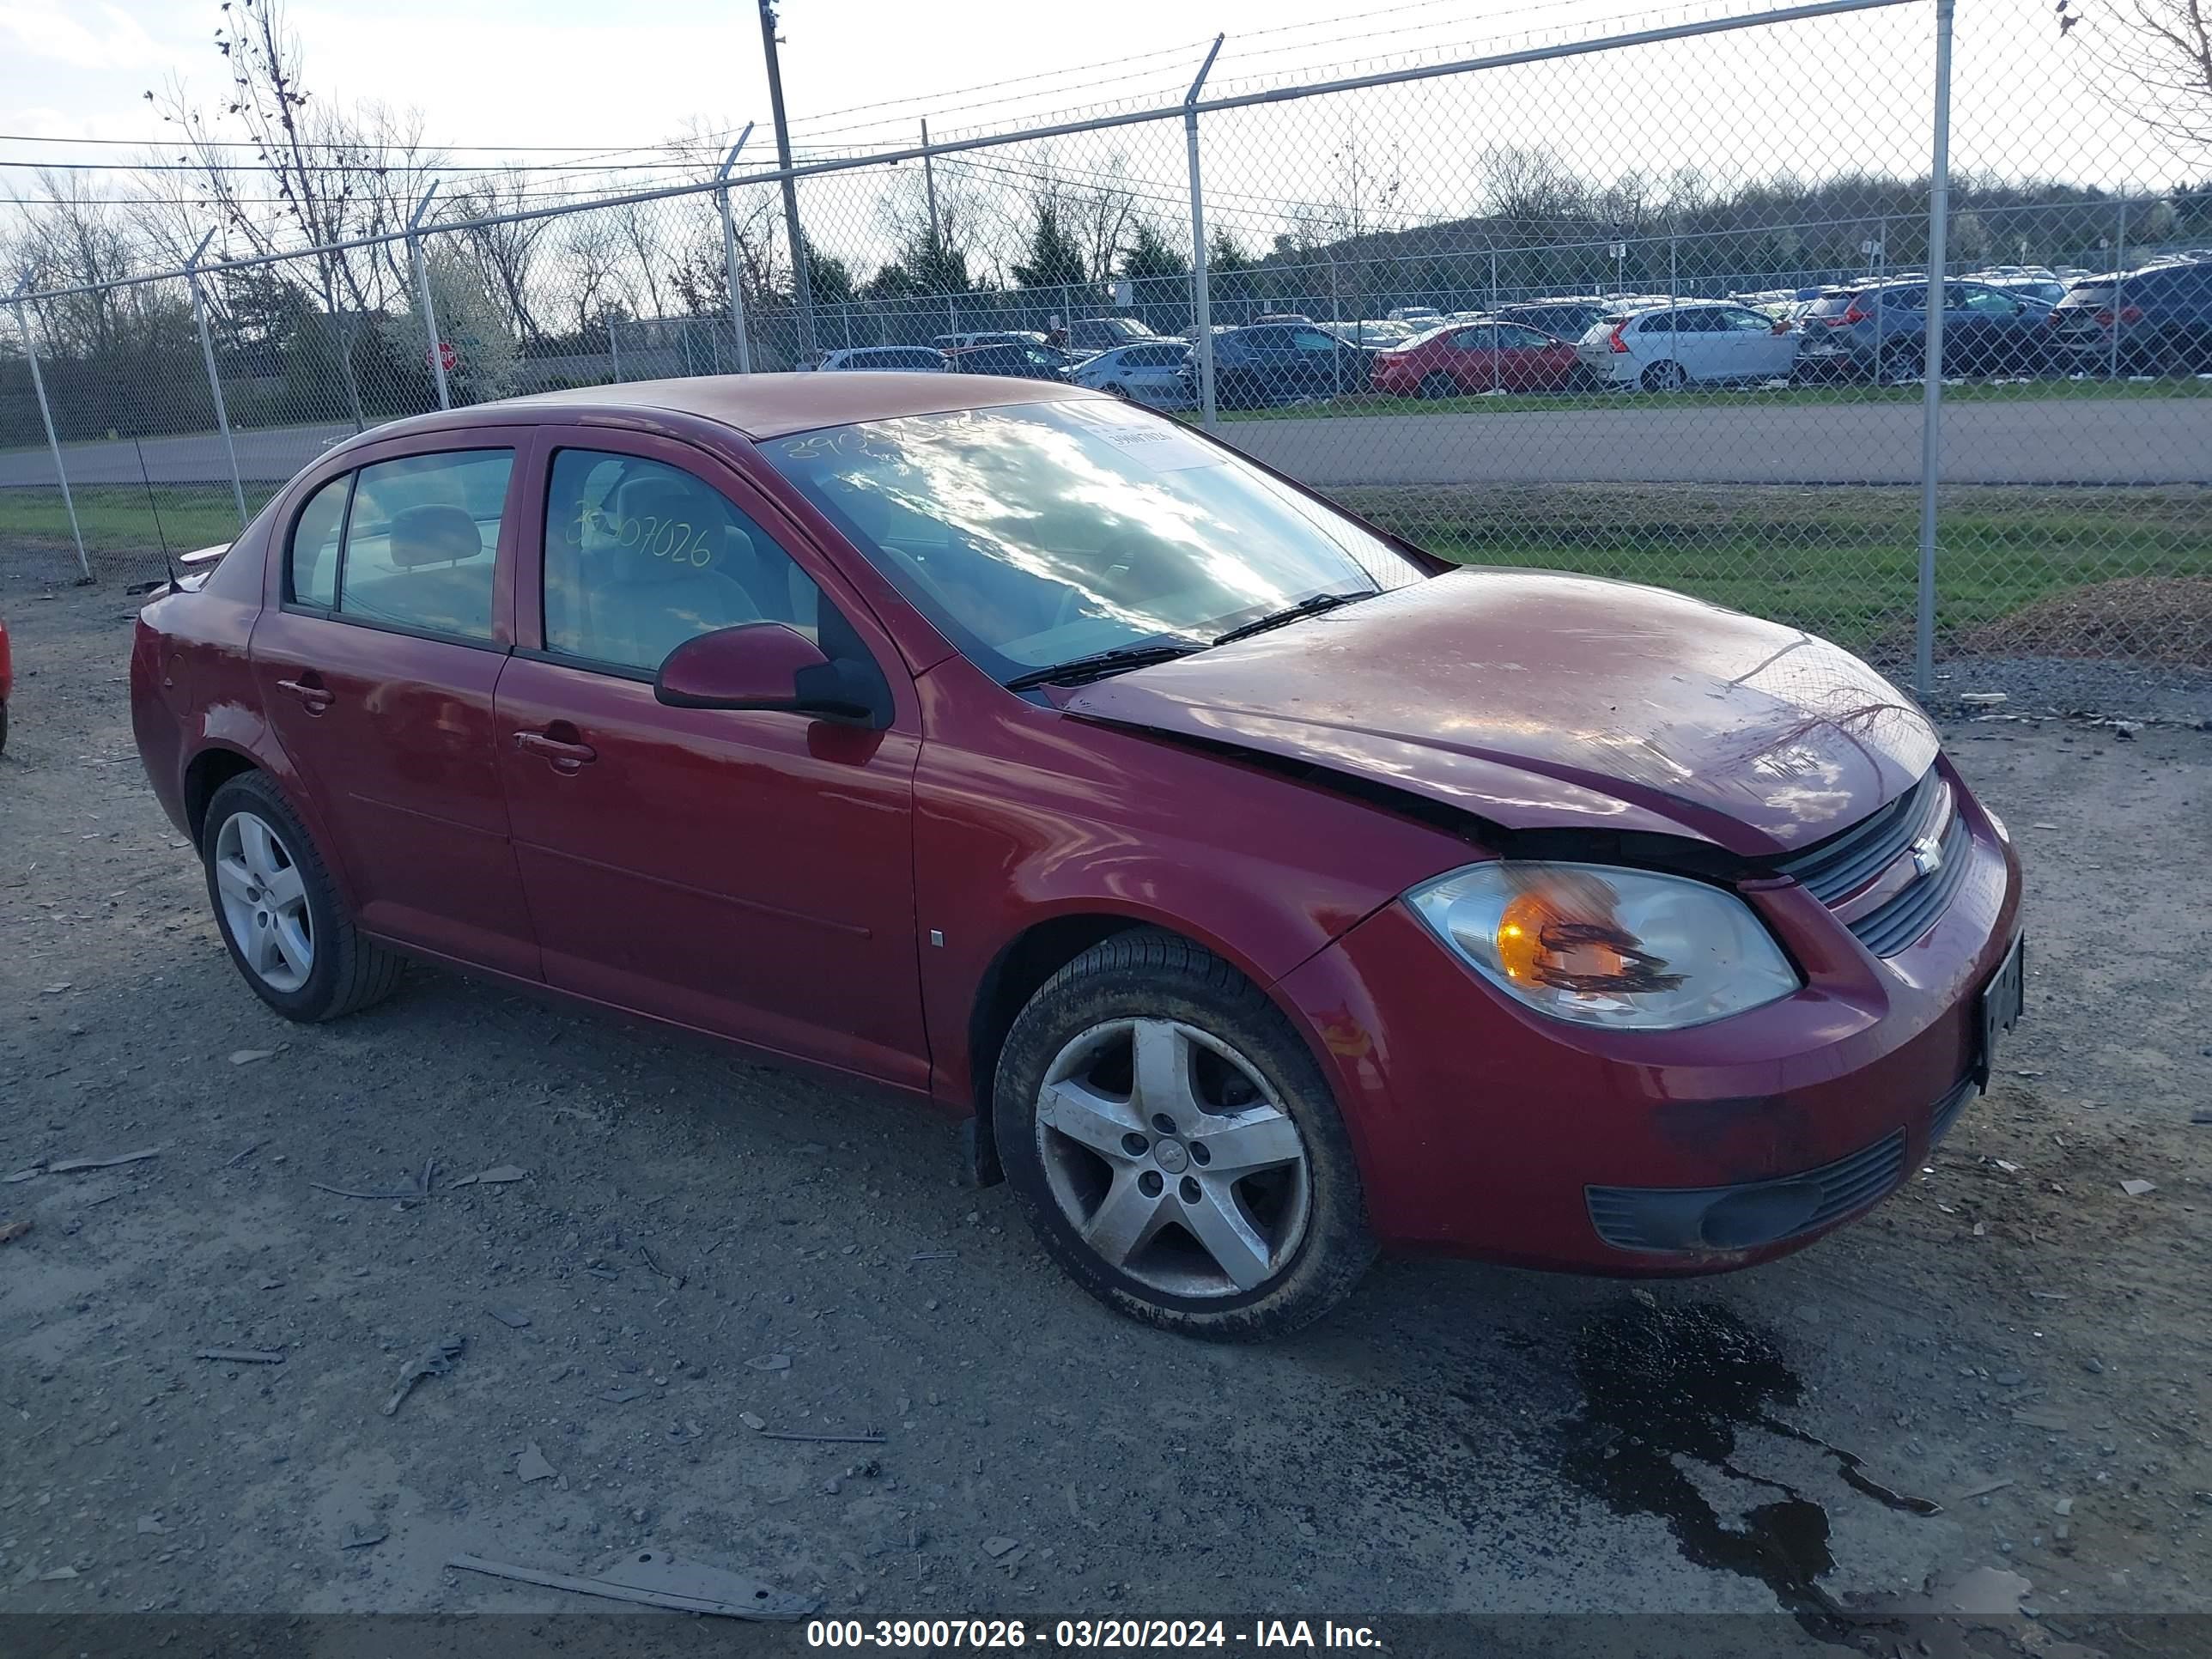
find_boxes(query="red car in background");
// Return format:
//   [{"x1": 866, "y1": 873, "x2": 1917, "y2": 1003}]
[
  {"x1": 1372, "y1": 319, "x2": 1580, "y2": 398},
  {"x1": 129, "y1": 373, "x2": 2024, "y2": 1340}
]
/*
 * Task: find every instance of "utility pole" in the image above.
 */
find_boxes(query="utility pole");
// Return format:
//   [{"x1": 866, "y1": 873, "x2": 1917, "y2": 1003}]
[
  {"x1": 921, "y1": 118, "x2": 943, "y2": 260},
  {"x1": 757, "y1": 0, "x2": 816, "y2": 359}
]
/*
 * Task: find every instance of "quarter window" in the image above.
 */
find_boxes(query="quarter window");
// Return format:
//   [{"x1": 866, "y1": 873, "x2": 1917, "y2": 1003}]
[
  {"x1": 326, "y1": 449, "x2": 513, "y2": 642},
  {"x1": 541, "y1": 449, "x2": 826, "y2": 674}
]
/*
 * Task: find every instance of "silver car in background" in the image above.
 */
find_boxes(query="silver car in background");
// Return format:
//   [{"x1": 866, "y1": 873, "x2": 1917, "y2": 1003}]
[{"x1": 1072, "y1": 340, "x2": 1196, "y2": 408}]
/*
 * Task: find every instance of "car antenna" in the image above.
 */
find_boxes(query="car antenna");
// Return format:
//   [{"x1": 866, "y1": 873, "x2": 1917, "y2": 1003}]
[{"x1": 131, "y1": 435, "x2": 180, "y2": 592}]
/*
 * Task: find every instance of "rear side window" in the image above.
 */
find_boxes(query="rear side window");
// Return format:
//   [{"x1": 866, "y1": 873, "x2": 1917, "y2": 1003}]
[
  {"x1": 333, "y1": 450, "x2": 513, "y2": 643},
  {"x1": 287, "y1": 474, "x2": 349, "y2": 608}
]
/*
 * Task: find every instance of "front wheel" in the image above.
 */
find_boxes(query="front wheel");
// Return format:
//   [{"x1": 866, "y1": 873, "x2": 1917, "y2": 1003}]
[
  {"x1": 1640, "y1": 359, "x2": 1688, "y2": 392},
  {"x1": 993, "y1": 930, "x2": 1375, "y2": 1340},
  {"x1": 1419, "y1": 372, "x2": 1457, "y2": 401},
  {"x1": 202, "y1": 772, "x2": 404, "y2": 1022}
]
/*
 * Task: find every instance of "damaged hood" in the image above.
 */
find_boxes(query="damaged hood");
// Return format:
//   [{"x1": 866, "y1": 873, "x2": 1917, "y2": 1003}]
[{"x1": 1062, "y1": 568, "x2": 1939, "y2": 856}]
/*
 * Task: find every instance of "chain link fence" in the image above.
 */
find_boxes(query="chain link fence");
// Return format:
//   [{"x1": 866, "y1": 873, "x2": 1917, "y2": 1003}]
[{"x1": 4, "y1": 0, "x2": 2207, "y2": 707}]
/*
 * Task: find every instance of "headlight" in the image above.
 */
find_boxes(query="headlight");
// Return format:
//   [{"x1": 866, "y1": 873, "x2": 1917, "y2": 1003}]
[{"x1": 1405, "y1": 861, "x2": 1800, "y2": 1030}]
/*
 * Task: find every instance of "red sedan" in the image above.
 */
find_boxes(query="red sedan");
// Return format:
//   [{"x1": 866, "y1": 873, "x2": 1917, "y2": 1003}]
[
  {"x1": 131, "y1": 374, "x2": 2023, "y2": 1339},
  {"x1": 1371, "y1": 319, "x2": 1580, "y2": 398}
]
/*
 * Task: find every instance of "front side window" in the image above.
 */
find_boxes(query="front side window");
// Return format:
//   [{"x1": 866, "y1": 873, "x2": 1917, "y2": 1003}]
[
  {"x1": 332, "y1": 449, "x2": 512, "y2": 641},
  {"x1": 288, "y1": 473, "x2": 349, "y2": 608},
  {"x1": 762, "y1": 398, "x2": 1425, "y2": 682},
  {"x1": 542, "y1": 448, "x2": 824, "y2": 674}
]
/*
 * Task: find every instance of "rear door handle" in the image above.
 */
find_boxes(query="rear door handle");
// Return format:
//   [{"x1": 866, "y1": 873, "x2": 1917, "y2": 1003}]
[
  {"x1": 514, "y1": 730, "x2": 598, "y2": 770},
  {"x1": 275, "y1": 676, "x2": 334, "y2": 713}
]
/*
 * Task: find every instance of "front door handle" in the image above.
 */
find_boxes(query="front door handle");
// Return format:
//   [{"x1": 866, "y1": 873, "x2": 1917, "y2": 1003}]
[
  {"x1": 275, "y1": 676, "x2": 334, "y2": 714},
  {"x1": 514, "y1": 729, "x2": 598, "y2": 771}
]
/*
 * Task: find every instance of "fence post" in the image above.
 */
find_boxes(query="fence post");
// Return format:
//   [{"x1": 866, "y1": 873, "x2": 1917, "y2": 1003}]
[
  {"x1": 1183, "y1": 33, "x2": 1225, "y2": 430},
  {"x1": 410, "y1": 184, "x2": 451, "y2": 411},
  {"x1": 8, "y1": 279, "x2": 91, "y2": 582},
  {"x1": 1914, "y1": 0, "x2": 1955, "y2": 698},
  {"x1": 2108, "y1": 200, "x2": 2127, "y2": 381},
  {"x1": 186, "y1": 232, "x2": 249, "y2": 531},
  {"x1": 718, "y1": 125, "x2": 757, "y2": 374}
]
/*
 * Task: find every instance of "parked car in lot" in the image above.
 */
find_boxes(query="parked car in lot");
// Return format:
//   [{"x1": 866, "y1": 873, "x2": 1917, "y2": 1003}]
[
  {"x1": 1489, "y1": 297, "x2": 1631, "y2": 344},
  {"x1": 1319, "y1": 319, "x2": 1415, "y2": 349},
  {"x1": 1386, "y1": 306, "x2": 1443, "y2": 326},
  {"x1": 946, "y1": 341, "x2": 1079, "y2": 380},
  {"x1": 1372, "y1": 319, "x2": 1578, "y2": 397},
  {"x1": 1576, "y1": 300, "x2": 1800, "y2": 390},
  {"x1": 1793, "y1": 281, "x2": 2057, "y2": 382},
  {"x1": 131, "y1": 374, "x2": 2025, "y2": 1338},
  {"x1": 1067, "y1": 317, "x2": 1158, "y2": 353},
  {"x1": 1189, "y1": 321, "x2": 1373, "y2": 408},
  {"x1": 2050, "y1": 259, "x2": 2212, "y2": 376},
  {"x1": 810, "y1": 346, "x2": 950, "y2": 374},
  {"x1": 1074, "y1": 340, "x2": 1194, "y2": 406},
  {"x1": 934, "y1": 331, "x2": 1048, "y2": 351}
]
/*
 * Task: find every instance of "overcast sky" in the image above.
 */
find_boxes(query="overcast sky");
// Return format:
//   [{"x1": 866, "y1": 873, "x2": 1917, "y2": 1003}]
[{"x1": 0, "y1": 0, "x2": 2187, "y2": 260}]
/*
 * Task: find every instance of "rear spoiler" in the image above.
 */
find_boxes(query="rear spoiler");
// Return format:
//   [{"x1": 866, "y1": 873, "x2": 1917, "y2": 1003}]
[{"x1": 179, "y1": 543, "x2": 230, "y2": 568}]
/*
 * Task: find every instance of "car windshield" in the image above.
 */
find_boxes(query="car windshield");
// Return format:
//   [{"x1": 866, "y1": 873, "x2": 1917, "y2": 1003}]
[{"x1": 762, "y1": 398, "x2": 1425, "y2": 682}]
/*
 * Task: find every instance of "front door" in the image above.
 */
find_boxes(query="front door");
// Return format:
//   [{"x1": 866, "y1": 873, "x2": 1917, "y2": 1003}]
[
  {"x1": 251, "y1": 436, "x2": 539, "y2": 979},
  {"x1": 493, "y1": 434, "x2": 930, "y2": 1088}
]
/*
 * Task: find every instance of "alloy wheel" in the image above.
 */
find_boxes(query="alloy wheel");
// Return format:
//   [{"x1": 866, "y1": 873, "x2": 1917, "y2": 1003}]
[
  {"x1": 1033, "y1": 1018, "x2": 1311, "y2": 1298},
  {"x1": 213, "y1": 810, "x2": 314, "y2": 994}
]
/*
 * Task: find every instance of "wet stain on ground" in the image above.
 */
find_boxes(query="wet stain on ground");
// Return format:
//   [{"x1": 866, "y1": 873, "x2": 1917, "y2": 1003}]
[{"x1": 1559, "y1": 1298, "x2": 1938, "y2": 1635}]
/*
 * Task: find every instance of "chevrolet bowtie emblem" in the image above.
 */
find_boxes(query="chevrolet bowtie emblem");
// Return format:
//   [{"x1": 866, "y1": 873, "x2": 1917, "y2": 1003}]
[{"x1": 1910, "y1": 835, "x2": 1944, "y2": 878}]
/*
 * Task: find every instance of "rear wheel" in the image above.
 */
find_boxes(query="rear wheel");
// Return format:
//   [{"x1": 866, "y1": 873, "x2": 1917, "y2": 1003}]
[
  {"x1": 1640, "y1": 360, "x2": 1688, "y2": 392},
  {"x1": 993, "y1": 929, "x2": 1374, "y2": 1340},
  {"x1": 1880, "y1": 339, "x2": 1925, "y2": 385},
  {"x1": 2151, "y1": 331, "x2": 2200, "y2": 378},
  {"x1": 1419, "y1": 372, "x2": 1457, "y2": 401},
  {"x1": 202, "y1": 772, "x2": 403, "y2": 1022},
  {"x1": 1105, "y1": 380, "x2": 1133, "y2": 399}
]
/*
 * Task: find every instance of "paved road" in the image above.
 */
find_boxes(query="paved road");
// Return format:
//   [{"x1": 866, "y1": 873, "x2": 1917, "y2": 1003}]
[
  {"x1": 1217, "y1": 394, "x2": 2212, "y2": 486},
  {"x1": 5, "y1": 397, "x2": 2209, "y2": 490}
]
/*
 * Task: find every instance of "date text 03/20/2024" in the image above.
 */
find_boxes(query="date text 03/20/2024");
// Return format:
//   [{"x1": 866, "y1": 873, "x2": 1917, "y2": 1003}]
[{"x1": 805, "y1": 1620, "x2": 1382, "y2": 1649}]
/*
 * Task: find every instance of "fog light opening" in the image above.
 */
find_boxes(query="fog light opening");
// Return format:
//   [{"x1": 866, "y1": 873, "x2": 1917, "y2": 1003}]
[{"x1": 1698, "y1": 1182, "x2": 1824, "y2": 1250}]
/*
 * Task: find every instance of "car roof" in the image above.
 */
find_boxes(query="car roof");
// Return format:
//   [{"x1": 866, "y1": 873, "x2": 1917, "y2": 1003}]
[{"x1": 337, "y1": 372, "x2": 1099, "y2": 446}]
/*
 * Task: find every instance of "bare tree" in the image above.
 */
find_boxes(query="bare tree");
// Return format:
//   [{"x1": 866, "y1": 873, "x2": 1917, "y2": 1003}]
[
  {"x1": 447, "y1": 170, "x2": 551, "y2": 344},
  {"x1": 2069, "y1": 1, "x2": 2212, "y2": 156}
]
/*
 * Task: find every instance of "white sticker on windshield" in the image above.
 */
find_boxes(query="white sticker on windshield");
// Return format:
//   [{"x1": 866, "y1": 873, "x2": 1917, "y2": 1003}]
[{"x1": 1063, "y1": 401, "x2": 1221, "y2": 471}]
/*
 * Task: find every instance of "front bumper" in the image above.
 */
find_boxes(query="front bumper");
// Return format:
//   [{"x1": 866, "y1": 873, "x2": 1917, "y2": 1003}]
[{"x1": 1272, "y1": 765, "x2": 2023, "y2": 1273}]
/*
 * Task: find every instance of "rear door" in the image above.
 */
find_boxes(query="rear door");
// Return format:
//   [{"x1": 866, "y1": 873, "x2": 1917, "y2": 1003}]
[
  {"x1": 492, "y1": 431, "x2": 929, "y2": 1085},
  {"x1": 1717, "y1": 303, "x2": 1796, "y2": 380},
  {"x1": 251, "y1": 432, "x2": 538, "y2": 978}
]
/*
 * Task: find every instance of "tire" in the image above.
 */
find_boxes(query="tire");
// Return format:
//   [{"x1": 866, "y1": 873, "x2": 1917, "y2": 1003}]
[
  {"x1": 1105, "y1": 381, "x2": 1133, "y2": 399},
  {"x1": 992, "y1": 928, "x2": 1375, "y2": 1340},
  {"x1": 1880, "y1": 339, "x2": 1925, "y2": 385},
  {"x1": 2151, "y1": 332, "x2": 2198, "y2": 378},
  {"x1": 201, "y1": 771, "x2": 403, "y2": 1023},
  {"x1": 0, "y1": 700, "x2": 8, "y2": 757},
  {"x1": 1640, "y1": 360, "x2": 1687, "y2": 392},
  {"x1": 1419, "y1": 372, "x2": 1457, "y2": 401}
]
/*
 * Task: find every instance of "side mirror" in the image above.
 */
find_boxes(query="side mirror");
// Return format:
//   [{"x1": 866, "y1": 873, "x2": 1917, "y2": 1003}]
[{"x1": 654, "y1": 623, "x2": 886, "y2": 727}]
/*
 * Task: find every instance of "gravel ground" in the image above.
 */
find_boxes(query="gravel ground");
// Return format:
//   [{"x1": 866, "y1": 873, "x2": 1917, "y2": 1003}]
[{"x1": 2, "y1": 571, "x2": 2208, "y2": 1652}]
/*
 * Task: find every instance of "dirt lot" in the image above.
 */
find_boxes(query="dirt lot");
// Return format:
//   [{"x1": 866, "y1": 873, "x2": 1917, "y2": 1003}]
[{"x1": 2, "y1": 572, "x2": 2208, "y2": 1650}]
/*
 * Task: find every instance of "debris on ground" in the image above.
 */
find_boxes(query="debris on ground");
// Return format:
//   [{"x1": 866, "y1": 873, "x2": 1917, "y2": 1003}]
[
  {"x1": 196, "y1": 1347, "x2": 285, "y2": 1365},
  {"x1": 757, "y1": 1428, "x2": 884, "y2": 1444},
  {"x1": 2119, "y1": 1178, "x2": 2157, "y2": 1196},
  {"x1": 1958, "y1": 692, "x2": 2008, "y2": 706},
  {"x1": 44, "y1": 1148, "x2": 161, "y2": 1174},
  {"x1": 486, "y1": 1305, "x2": 532, "y2": 1329},
  {"x1": 982, "y1": 1535, "x2": 1021, "y2": 1559},
  {"x1": 748, "y1": 1352, "x2": 791, "y2": 1372},
  {"x1": 447, "y1": 1547, "x2": 815, "y2": 1619},
  {"x1": 381, "y1": 1334, "x2": 465, "y2": 1418},
  {"x1": 228, "y1": 1048, "x2": 281, "y2": 1066},
  {"x1": 0, "y1": 1219, "x2": 29, "y2": 1245},
  {"x1": 341, "y1": 1524, "x2": 389, "y2": 1550},
  {"x1": 451, "y1": 1164, "x2": 528, "y2": 1187},
  {"x1": 600, "y1": 1386, "x2": 648, "y2": 1405},
  {"x1": 136, "y1": 1516, "x2": 167, "y2": 1535},
  {"x1": 515, "y1": 1442, "x2": 556, "y2": 1483},
  {"x1": 738, "y1": 1413, "x2": 767, "y2": 1431}
]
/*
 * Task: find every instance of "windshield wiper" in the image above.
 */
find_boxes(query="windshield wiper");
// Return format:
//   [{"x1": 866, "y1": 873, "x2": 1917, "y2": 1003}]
[
  {"x1": 1004, "y1": 641, "x2": 1206, "y2": 690},
  {"x1": 1211, "y1": 587, "x2": 1376, "y2": 647}
]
